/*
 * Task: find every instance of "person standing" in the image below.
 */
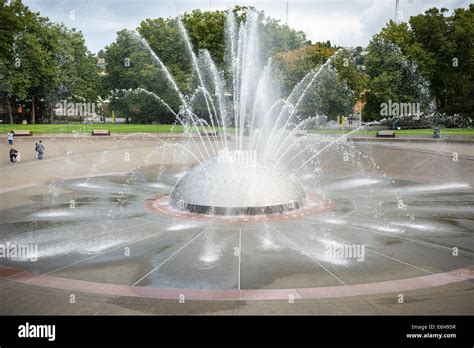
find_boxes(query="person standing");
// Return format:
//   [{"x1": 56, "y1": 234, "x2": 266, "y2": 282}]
[
  {"x1": 36, "y1": 140, "x2": 45, "y2": 160},
  {"x1": 7, "y1": 130, "x2": 14, "y2": 146}
]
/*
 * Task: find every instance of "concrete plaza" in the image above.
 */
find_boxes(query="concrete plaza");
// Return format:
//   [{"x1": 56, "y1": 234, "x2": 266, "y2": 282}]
[{"x1": 0, "y1": 133, "x2": 473, "y2": 315}]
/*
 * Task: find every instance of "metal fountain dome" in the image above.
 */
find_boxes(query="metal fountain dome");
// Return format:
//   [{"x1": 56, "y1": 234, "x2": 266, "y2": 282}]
[
  {"x1": 170, "y1": 150, "x2": 307, "y2": 215},
  {"x1": 133, "y1": 10, "x2": 345, "y2": 216}
]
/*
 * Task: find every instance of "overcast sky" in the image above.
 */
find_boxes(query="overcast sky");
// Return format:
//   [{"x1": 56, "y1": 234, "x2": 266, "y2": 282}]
[{"x1": 23, "y1": 0, "x2": 471, "y2": 53}]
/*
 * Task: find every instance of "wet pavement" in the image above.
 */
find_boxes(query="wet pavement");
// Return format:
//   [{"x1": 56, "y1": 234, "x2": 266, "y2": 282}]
[
  {"x1": 0, "y1": 139, "x2": 473, "y2": 314},
  {"x1": 1, "y1": 168, "x2": 472, "y2": 293}
]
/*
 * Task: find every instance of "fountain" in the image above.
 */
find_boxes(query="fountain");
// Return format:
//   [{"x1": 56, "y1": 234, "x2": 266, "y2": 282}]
[
  {"x1": 1, "y1": 8, "x2": 472, "y2": 312},
  {"x1": 134, "y1": 10, "x2": 346, "y2": 217},
  {"x1": 170, "y1": 151, "x2": 306, "y2": 215}
]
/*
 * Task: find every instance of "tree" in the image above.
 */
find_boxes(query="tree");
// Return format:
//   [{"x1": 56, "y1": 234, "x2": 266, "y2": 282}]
[
  {"x1": 0, "y1": 0, "x2": 36, "y2": 123},
  {"x1": 136, "y1": 6, "x2": 307, "y2": 91},
  {"x1": 260, "y1": 16, "x2": 307, "y2": 60},
  {"x1": 372, "y1": 6, "x2": 474, "y2": 117},
  {"x1": 273, "y1": 46, "x2": 364, "y2": 120},
  {"x1": 181, "y1": 9, "x2": 227, "y2": 67},
  {"x1": 108, "y1": 88, "x2": 174, "y2": 124},
  {"x1": 102, "y1": 30, "x2": 180, "y2": 122},
  {"x1": 364, "y1": 37, "x2": 431, "y2": 120},
  {"x1": 137, "y1": 18, "x2": 191, "y2": 89},
  {"x1": 332, "y1": 49, "x2": 369, "y2": 98},
  {"x1": 54, "y1": 27, "x2": 100, "y2": 102},
  {"x1": 103, "y1": 6, "x2": 308, "y2": 125},
  {"x1": 297, "y1": 67, "x2": 354, "y2": 120},
  {"x1": 409, "y1": 8, "x2": 453, "y2": 111},
  {"x1": 10, "y1": 7, "x2": 60, "y2": 123},
  {"x1": 273, "y1": 44, "x2": 336, "y2": 93},
  {"x1": 0, "y1": 0, "x2": 21, "y2": 59},
  {"x1": 447, "y1": 5, "x2": 474, "y2": 114},
  {"x1": 0, "y1": 0, "x2": 100, "y2": 124},
  {"x1": 371, "y1": 20, "x2": 436, "y2": 83}
]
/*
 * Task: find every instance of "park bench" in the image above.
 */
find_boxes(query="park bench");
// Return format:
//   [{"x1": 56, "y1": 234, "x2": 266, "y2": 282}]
[
  {"x1": 376, "y1": 130, "x2": 395, "y2": 138},
  {"x1": 91, "y1": 129, "x2": 110, "y2": 136},
  {"x1": 201, "y1": 131, "x2": 219, "y2": 137},
  {"x1": 200, "y1": 131, "x2": 232, "y2": 140},
  {"x1": 13, "y1": 130, "x2": 32, "y2": 136}
]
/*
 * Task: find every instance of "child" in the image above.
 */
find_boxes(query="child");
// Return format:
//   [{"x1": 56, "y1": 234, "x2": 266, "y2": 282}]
[
  {"x1": 7, "y1": 130, "x2": 14, "y2": 146},
  {"x1": 9, "y1": 148, "x2": 18, "y2": 163}
]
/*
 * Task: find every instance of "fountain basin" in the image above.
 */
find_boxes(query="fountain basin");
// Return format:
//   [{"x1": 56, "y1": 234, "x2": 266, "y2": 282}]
[{"x1": 170, "y1": 151, "x2": 307, "y2": 215}]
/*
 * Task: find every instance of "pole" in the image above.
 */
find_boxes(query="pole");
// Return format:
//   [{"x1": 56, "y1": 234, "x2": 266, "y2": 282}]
[{"x1": 395, "y1": 0, "x2": 400, "y2": 23}]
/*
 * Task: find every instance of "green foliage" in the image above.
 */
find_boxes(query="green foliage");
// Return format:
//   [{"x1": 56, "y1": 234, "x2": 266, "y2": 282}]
[
  {"x1": 447, "y1": 5, "x2": 474, "y2": 114},
  {"x1": 55, "y1": 27, "x2": 101, "y2": 103},
  {"x1": 365, "y1": 5, "x2": 474, "y2": 120},
  {"x1": 297, "y1": 67, "x2": 354, "y2": 120},
  {"x1": 274, "y1": 46, "x2": 362, "y2": 120},
  {"x1": 364, "y1": 37, "x2": 431, "y2": 120},
  {"x1": 0, "y1": 123, "x2": 187, "y2": 133},
  {"x1": 410, "y1": 8, "x2": 453, "y2": 108},
  {"x1": 2, "y1": 1, "x2": 472, "y2": 127},
  {"x1": 181, "y1": 9, "x2": 227, "y2": 67},
  {"x1": 332, "y1": 49, "x2": 369, "y2": 98},
  {"x1": 0, "y1": 0, "x2": 100, "y2": 124},
  {"x1": 260, "y1": 16, "x2": 307, "y2": 60},
  {"x1": 108, "y1": 89, "x2": 175, "y2": 124},
  {"x1": 273, "y1": 44, "x2": 336, "y2": 92},
  {"x1": 0, "y1": 0, "x2": 21, "y2": 59},
  {"x1": 137, "y1": 17, "x2": 191, "y2": 86},
  {"x1": 136, "y1": 6, "x2": 306, "y2": 88},
  {"x1": 104, "y1": 6, "x2": 308, "y2": 124},
  {"x1": 101, "y1": 30, "x2": 181, "y2": 122}
]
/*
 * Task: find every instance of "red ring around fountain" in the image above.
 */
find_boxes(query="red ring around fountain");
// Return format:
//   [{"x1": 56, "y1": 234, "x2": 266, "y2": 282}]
[{"x1": 143, "y1": 192, "x2": 335, "y2": 224}]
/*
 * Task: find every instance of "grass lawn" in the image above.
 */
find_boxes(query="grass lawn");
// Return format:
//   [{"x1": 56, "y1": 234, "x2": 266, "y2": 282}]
[
  {"x1": 0, "y1": 124, "x2": 186, "y2": 134},
  {"x1": 386, "y1": 128, "x2": 474, "y2": 136},
  {"x1": 309, "y1": 128, "x2": 474, "y2": 136},
  {"x1": 0, "y1": 124, "x2": 473, "y2": 136}
]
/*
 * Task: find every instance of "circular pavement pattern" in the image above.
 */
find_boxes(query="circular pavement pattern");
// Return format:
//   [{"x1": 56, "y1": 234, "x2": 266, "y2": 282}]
[{"x1": 0, "y1": 166, "x2": 473, "y2": 301}]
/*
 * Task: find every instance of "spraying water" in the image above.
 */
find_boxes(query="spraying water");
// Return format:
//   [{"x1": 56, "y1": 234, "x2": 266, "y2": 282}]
[
  {"x1": 130, "y1": 10, "x2": 353, "y2": 216},
  {"x1": 133, "y1": 11, "x2": 347, "y2": 165}
]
